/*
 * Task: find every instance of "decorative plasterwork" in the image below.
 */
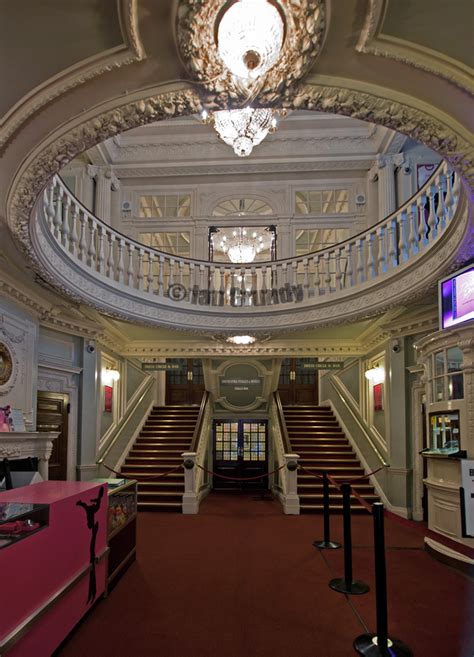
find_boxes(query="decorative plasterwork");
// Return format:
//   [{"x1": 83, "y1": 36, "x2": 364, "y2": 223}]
[
  {"x1": 176, "y1": 0, "x2": 326, "y2": 104},
  {"x1": 0, "y1": 0, "x2": 145, "y2": 150},
  {"x1": 110, "y1": 158, "x2": 376, "y2": 179},
  {"x1": 357, "y1": 0, "x2": 473, "y2": 95},
  {"x1": 3, "y1": 79, "x2": 473, "y2": 333}
]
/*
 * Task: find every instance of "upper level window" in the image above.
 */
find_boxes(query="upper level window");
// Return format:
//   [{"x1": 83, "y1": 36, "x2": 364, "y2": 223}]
[
  {"x1": 139, "y1": 194, "x2": 191, "y2": 218},
  {"x1": 295, "y1": 228, "x2": 350, "y2": 256},
  {"x1": 431, "y1": 346, "x2": 464, "y2": 402},
  {"x1": 213, "y1": 198, "x2": 273, "y2": 216},
  {"x1": 139, "y1": 232, "x2": 191, "y2": 257},
  {"x1": 295, "y1": 189, "x2": 349, "y2": 215}
]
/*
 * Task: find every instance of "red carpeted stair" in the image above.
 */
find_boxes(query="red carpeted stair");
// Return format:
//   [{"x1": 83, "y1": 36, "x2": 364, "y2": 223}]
[
  {"x1": 120, "y1": 405, "x2": 199, "y2": 511},
  {"x1": 283, "y1": 405, "x2": 379, "y2": 513}
]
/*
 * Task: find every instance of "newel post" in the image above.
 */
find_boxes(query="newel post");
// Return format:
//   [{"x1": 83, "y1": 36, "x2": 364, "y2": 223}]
[
  {"x1": 182, "y1": 451, "x2": 199, "y2": 515},
  {"x1": 284, "y1": 453, "x2": 300, "y2": 515}
]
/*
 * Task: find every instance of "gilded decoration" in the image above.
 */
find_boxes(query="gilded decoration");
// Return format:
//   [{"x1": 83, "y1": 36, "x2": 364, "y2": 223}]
[
  {"x1": 176, "y1": 0, "x2": 327, "y2": 104},
  {"x1": 0, "y1": 343, "x2": 13, "y2": 387}
]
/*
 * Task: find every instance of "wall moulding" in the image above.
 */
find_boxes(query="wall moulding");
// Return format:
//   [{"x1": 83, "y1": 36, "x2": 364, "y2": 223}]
[
  {"x1": 357, "y1": 0, "x2": 474, "y2": 95},
  {"x1": 0, "y1": 0, "x2": 145, "y2": 151}
]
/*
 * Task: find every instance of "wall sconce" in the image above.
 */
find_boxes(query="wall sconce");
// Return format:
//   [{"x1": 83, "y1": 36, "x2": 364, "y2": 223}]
[
  {"x1": 365, "y1": 366, "x2": 385, "y2": 385},
  {"x1": 102, "y1": 368, "x2": 120, "y2": 386}
]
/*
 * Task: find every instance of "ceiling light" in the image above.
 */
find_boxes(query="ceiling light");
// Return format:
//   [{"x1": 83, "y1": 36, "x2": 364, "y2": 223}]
[
  {"x1": 216, "y1": 0, "x2": 285, "y2": 81},
  {"x1": 227, "y1": 335, "x2": 256, "y2": 345},
  {"x1": 210, "y1": 107, "x2": 280, "y2": 157}
]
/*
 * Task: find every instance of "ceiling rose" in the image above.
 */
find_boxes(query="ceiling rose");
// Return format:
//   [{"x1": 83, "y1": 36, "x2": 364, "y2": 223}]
[{"x1": 176, "y1": 0, "x2": 326, "y2": 103}]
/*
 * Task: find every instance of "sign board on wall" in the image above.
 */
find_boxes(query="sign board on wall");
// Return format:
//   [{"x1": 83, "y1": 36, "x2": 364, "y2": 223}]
[
  {"x1": 219, "y1": 363, "x2": 263, "y2": 408},
  {"x1": 301, "y1": 361, "x2": 343, "y2": 370},
  {"x1": 104, "y1": 385, "x2": 113, "y2": 413},
  {"x1": 142, "y1": 362, "x2": 182, "y2": 372}
]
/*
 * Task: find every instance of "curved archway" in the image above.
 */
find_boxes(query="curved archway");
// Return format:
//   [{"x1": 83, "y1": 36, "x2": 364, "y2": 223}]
[{"x1": 7, "y1": 78, "x2": 473, "y2": 265}]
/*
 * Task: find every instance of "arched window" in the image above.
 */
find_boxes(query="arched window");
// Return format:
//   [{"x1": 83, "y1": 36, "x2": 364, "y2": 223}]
[{"x1": 212, "y1": 197, "x2": 273, "y2": 216}]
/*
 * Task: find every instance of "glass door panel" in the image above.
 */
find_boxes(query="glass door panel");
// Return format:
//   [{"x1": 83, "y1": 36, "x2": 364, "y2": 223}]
[{"x1": 213, "y1": 420, "x2": 268, "y2": 490}]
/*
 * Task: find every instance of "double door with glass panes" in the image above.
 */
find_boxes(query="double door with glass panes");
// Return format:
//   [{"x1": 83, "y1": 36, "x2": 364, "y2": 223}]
[
  {"x1": 213, "y1": 420, "x2": 268, "y2": 491},
  {"x1": 165, "y1": 359, "x2": 205, "y2": 405},
  {"x1": 278, "y1": 358, "x2": 319, "y2": 405}
]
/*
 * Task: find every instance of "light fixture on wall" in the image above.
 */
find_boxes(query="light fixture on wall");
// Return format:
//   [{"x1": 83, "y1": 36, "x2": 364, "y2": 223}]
[
  {"x1": 102, "y1": 368, "x2": 120, "y2": 385},
  {"x1": 203, "y1": 107, "x2": 283, "y2": 157},
  {"x1": 227, "y1": 335, "x2": 256, "y2": 345},
  {"x1": 365, "y1": 366, "x2": 385, "y2": 385}
]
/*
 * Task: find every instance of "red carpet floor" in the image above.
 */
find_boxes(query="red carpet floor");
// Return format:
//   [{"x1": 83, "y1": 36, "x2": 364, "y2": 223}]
[{"x1": 57, "y1": 493, "x2": 474, "y2": 657}]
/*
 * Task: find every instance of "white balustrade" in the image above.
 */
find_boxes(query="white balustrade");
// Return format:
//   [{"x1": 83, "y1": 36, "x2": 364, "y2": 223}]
[{"x1": 38, "y1": 163, "x2": 459, "y2": 312}]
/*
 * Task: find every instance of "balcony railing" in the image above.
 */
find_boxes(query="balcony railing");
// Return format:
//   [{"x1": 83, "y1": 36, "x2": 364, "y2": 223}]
[{"x1": 33, "y1": 162, "x2": 463, "y2": 331}]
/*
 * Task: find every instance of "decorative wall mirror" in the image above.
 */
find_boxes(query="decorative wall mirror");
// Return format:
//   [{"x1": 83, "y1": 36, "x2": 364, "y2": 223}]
[{"x1": 0, "y1": 342, "x2": 13, "y2": 386}]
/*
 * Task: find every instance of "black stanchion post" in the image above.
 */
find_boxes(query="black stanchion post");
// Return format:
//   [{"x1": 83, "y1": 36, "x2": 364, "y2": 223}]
[
  {"x1": 329, "y1": 483, "x2": 369, "y2": 595},
  {"x1": 313, "y1": 472, "x2": 341, "y2": 550},
  {"x1": 354, "y1": 503, "x2": 413, "y2": 656}
]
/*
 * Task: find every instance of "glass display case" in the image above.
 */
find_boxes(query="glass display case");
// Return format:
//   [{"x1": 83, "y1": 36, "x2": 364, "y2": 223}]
[
  {"x1": 0, "y1": 502, "x2": 49, "y2": 549},
  {"x1": 427, "y1": 411, "x2": 461, "y2": 455},
  {"x1": 93, "y1": 478, "x2": 137, "y2": 589}
]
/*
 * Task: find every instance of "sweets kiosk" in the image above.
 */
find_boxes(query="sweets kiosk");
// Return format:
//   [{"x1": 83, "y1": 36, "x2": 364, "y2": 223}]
[{"x1": 0, "y1": 481, "x2": 109, "y2": 656}]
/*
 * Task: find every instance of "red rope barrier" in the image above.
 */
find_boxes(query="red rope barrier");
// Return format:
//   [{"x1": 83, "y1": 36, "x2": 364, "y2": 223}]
[
  {"x1": 195, "y1": 463, "x2": 286, "y2": 482},
  {"x1": 350, "y1": 486, "x2": 374, "y2": 513},
  {"x1": 103, "y1": 463, "x2": 183, "y2": 482},
  {"x1": 298, "y1": 465, "x2": 324, "y2": 480}
]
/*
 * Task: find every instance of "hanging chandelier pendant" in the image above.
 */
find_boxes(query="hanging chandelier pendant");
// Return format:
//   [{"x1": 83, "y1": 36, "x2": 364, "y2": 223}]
[
  {"x1": 207, "y1": 107, "x2": 284, "y2": 157},
  {"x1": 176, "y1": 0, "x2": 327, "y2": 104}
]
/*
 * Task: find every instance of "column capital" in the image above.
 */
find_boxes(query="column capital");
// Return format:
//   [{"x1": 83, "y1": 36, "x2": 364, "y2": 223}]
[{"x1": 86, "y1": 164, "x2": 99, "y2": 179}]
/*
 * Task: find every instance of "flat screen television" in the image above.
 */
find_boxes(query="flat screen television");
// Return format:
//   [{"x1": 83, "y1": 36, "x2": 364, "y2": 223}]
[{"x1": 439, "y1": 263, "x2": 474, "y2": 329}]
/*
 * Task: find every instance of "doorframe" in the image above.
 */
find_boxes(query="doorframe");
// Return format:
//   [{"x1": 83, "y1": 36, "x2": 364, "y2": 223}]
[
  {"x1": 409, "y1": 366, "x2": 426, "y2": 521},
  {"x1": 37, "y1": 365, "x2": 80, "y2": 480}
]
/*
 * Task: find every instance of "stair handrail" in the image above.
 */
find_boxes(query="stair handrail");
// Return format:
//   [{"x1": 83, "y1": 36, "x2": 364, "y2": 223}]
[
  {"x1": 192, "y1": 392, "x2": 213, "y2": 501},
  {"x1": 329, "y1": 377, "x2": 389, "y2": 467},
  {"x1": 96, "y1": 377, "x2": 155, "y2": 466},
  {"x1": 191, "y1": 390, "x2": 210, "y2": 452},
  {"x1": 273, "y1": 391, "x2": 291, "y2": 454}
]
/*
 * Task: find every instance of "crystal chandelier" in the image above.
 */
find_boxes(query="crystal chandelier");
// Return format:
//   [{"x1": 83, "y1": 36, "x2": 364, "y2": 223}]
[
  {"x1": 216, "y1": 0, "x2": 285, "y2": 81},
  {"x1": 210, "y1": 107, "x2": 278, "y2": 157},
  {"x1": 218, "y1": 228, "x2": 266, "y2": 264}
]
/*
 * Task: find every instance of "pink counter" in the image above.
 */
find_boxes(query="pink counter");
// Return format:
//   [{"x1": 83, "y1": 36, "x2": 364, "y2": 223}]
[{"x1": 0, "y1": 481, "x2": 108, "y2": 657}]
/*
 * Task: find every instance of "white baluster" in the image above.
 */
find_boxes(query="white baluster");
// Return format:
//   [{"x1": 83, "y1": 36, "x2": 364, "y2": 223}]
[
  {"x1": 302, "y1": 258, "x2": 309, "y2": 297},
  {"x1": 62, "y1": 195, "x2": 71, "y2": 248},
  {"x1": 97, "y1": 226, "x2": 106, "y2": 275},
  {"x1": 437, "y1": 172, "x2": 448, "y2": 232},
  {"x1": 47, "y1": 183, "x2": 56, "y2": 229},
  {"x1": 335, "y1": 249, "x2": 343, "y2": 290},
  {"x1": 78, "y1": 212, "x2": 88, "y2": 262},
  {"x1": 291, "y1": 261, "x2": 298, "y2": 290},
  {"x1": 137, "y1": 248, "x2": 145, "y2": 290},
  {"x1": 53, "y1": 186, "x2": 64, "y2": 240},
  {"x1": 367, "y1": 232, "x2": 376, "y2": 278},
  {"x1": 169, "y1": 258, "x2": 175, "y2": 289},
  {"x1": 324, "y1": 252, "x2": 332, "y2": 293},
  {"x1": 313, "y1": 255, "x2": 321, "y2": 292},
  {"x1": 427, "y1": 183, "x2": 439, "y2": 240},
  {"x1": 444, "y1": 170, "x2": 455, "y2": 221},
  {"x1": 116, "y1": 238, "x2": 125, "y2": 284},
  {"x1": 387, "y1": 219, "x2": 398, "y2": 268},
  {"x1": 418, "y1": 191, "x2": 429, "y2": 246},
  {"x1": 345, "y1": 243, "x2": 354, "y2": 287},
  {"x1": 70, "y1": 203, "x2": 79, "y2": 257},
  {"x1": 147, "y1": 253, "x2": 155, "y2": 292},
  {"x1": 377, "y1": 226, "x2": 387, "y2": 273},
  {"x1": 408, "y1": 202, "x2": 420, "y2": 256},
  {"x1": 127, "y1": 243, "x2": 135, "y2": 286},
  {"x1": 199, "y1": 264, "x2": 205, "y2": 292},
  {"x1": 179, "y1": 261, "x2": 184, "y2": 287},
  {"x1": 87, "y1": 220, "x2": 97, "y2": 268},
  {"x1": 240, "y1": 267, "x2": 245, "y2": 306},
  {"x1": 357, "y1": 238, "x2": 366, "y2": 283},
  {"x1": 106, "y1": 234, "x2": 116, "y2": 278},
  {"x1": 398, "y1": 210, "x2": 409, "y2": 262},
  {"x1": 158, "y1": 255, "x2": 164, "y2": 296}
]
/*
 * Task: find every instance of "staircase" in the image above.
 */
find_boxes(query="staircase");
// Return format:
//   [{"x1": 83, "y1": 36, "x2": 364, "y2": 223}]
[
  {"x1": 283, "y1": 405, "x2": 379, "y2": 513},
  {"x1": 120, "y1": 405, "x2": 199, "y2": 511}
]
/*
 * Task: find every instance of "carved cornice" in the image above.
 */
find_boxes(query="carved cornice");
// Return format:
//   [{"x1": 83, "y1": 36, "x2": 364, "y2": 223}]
[
  {"x1": 357, "y1": 0, "x2": 473, "y2": 95},
  {"x1": 0, "y1": 0, "x2": 145, "y2": 151}
]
